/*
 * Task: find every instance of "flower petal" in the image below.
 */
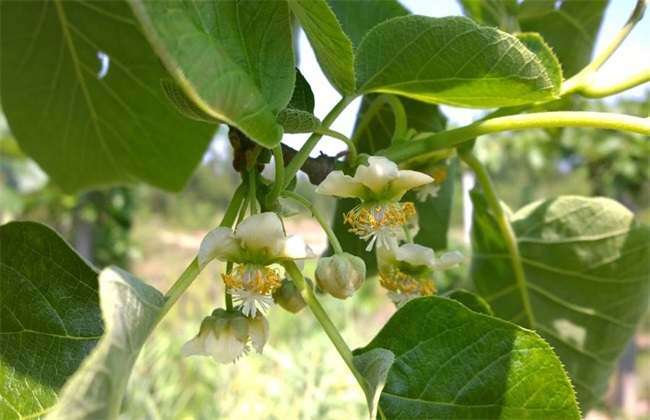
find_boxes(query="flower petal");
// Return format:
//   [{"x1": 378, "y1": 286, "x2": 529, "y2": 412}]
[
  {"x1": 198, "y1": 227, "x2": 239, "y2": 269},
  {"x1": 180, "y1": 336, "x2": 207, "y2": 357},
  {"x1": 205, "y1": 325, "x2": 247, "y2": 364},
  {"x1": 396, "y1": 243, "x2": 435, "y2": 268},
  {"x1": 388, "y1": 170, "x2": 434, "y2": 200},
  {"x1": 315, "y1": 171, "x2": 368, "y2": 198},
  {"x1": 247, "y1": 314, "x2": 270, "y2": 354},
  {"x1": 236, "y1": 212, "x2": 287, "y2": 260},
  {"x1": 355, "y1": 156, "x2": 399, "y2": 196},
  {"x1": 282, "y1": 235, "x2": 316, "y2": 260},
  {"x1": 434, "y1": 250, "x2": 464, "y2": 270}
]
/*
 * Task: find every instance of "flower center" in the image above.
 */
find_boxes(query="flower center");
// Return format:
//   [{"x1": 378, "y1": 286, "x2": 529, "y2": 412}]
[
  {"x1": 222, "y1": 264, "x2": 282, "y2": 295},
  {"x1": 343, "y1": 202, "x2": 416, "y2": 250},
  {"x1": 379, "y1": 268, "x2": 436, "y2": 296}
]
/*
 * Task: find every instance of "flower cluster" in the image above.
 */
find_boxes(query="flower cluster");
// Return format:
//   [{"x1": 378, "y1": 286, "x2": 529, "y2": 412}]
[{"x1": 316, "y1": 156, "x2": 463, "y2": 305}]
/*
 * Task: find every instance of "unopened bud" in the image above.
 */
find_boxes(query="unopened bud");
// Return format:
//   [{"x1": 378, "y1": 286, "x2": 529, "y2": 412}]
[
  {"x1": 315, "y1": 253, "x2": 366, "y2": 299},
  {"x1": 273, "y1": 278, "x2": 308, "y2": 313}
]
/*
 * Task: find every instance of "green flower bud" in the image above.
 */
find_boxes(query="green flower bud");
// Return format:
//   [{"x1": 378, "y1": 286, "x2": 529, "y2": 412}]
[
  {"x1": 272, "y1": 278, "x2": 309, "y2": 313},
  {"x1": 315, "y1": 253, "x2": 366, "y2": 299}
]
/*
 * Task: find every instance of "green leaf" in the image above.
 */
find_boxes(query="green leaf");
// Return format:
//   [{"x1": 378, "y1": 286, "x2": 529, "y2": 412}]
[
  {"x1": 48, "y1": 267, "x2": 164, "y2": 418},
  {"x1": 287, "y1": 68, "x2": 316, "y2": 113},
  {"x1": 130, "y1": 0, "x2": 294, "y2": 148},
  {"x1": 459, "y1": 0, "x2": 519, "y2": 31},
  {"x1": 288, "y1": 0, "x2": 356, "y2": 94},
  {"x1": 277, "y1": 68, "x2": 321, "y2": 133},
  {"x1": 352, "y1": 348, "x2": 395, "y2": 420},
  {"x1": 446, "y1": 289, "x2": 494, "y2": 316},
  {"x1": 355, "y1": 16, "x2": 560, "y2": 108},
  {"x1": 470, "y1": 193, "x2": 650, "y2": 411},
  {"x1": 0, "y1": 221, "x2": 103, "y2": 418},
  {"x1": 0, "y1": 1, "x2": 214, "y2": 193},
  {"x1": 355, "y1": 297, "x2": 580, "y2": 419},
  {"x1": 161, "y1": 78, "x2": 220, "y2": 124},
  {"x1": 276, "y1": 108, "x2": 320, "y2": 134},
  {"x1": 516, "y1": 33, "x2": 562, "y2": 96},
  {"x1": 518, "y1": 0, "x2": 609, "y2": 78},
  {"x1": 328, "y1": 0, "x2": 409, "y2": 50}
]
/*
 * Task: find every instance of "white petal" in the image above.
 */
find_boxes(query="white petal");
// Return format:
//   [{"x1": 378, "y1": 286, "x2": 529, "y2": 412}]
[
  {"x1": 355, "y1": 156, "x2": 399, "y2": 195},
  {"x1": 388, "y1": 170, "x2": 434, "y2": 200},
  {"x1": 282, "y1": 235, "x2": 316, "y2": 260},
  {"x1": 315, "y1": 171, "x2": 367, "y2": 198},
  {"x1": 204, "y1": 326, "x2": 247, "y2": 364},
  {"x1": 247, "y1": 315, "x2": 270, "y2": 354},
  {"x1": 198, "y1": 227, "x2": 239, "y2": 269},
  {"x1": 434, "y1": 251, "x2": 464, "y2": 270},
  {"x1": 180, "y1": 336, "x2": 207, "y2": 357},
  {"x1": 396, "y1": 243, "x2": 435, "y2": 268},
  {"x1": 236, "y1": 212, "x2": 286, "y2": 259}
]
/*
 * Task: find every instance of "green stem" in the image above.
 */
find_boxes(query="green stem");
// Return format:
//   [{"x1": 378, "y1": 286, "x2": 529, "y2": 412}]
[
  {"x1": 351, "y1": 94, "x2": 408, "y2": 150},
  {"x1": 283, "y1": 261, "x2": 368, "y2": 394},
  {"x1": 382, "y1": 111, "x2": 650, "y2": 164},
  {"x1": 562, "y1": 0, "x2": 647, "y2": 95},
  {"x1": 248, "y1": 168, "x2": 258, "y2": 215},
  {"x1": 265, "y1": 145, "x2": 285, "y2": 208},
  {"x1": 314, "y1": 127, "x2": 358, "y2": 165},
  {"x1": 579, "y1": 68, "x2": 650, "y2": 98},
  {"x1": 281, "y1": 190, "x2": 344, "y2": 254},
  {"x1": 283, "y1": 95, "x2": 356, "y2": 188},
  {"x1": 225, "y1": 261, "x2": 233, "y2": 311},
  {"x1": 459, "y1": 151, "x2": 536, "y2": 329},
  {"x1": 158, "y1": 183, "x2": 246, "y2": 321}
]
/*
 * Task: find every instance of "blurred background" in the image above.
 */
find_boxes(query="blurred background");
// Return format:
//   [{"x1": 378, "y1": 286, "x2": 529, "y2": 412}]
[{"x1": 1, "y1": 0, "x2": 649, "y2": 418}]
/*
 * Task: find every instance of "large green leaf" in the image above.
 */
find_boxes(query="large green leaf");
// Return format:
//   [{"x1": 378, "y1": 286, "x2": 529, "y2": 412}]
[
  {"x1": 354, "y1": 297, "x2": 580, "y2": 418},
  {"x1": 48, "y1": 267, "x2": 164, "y2": 418},
  {"x1": 130, "y1": 0, "x2": 294, "y2": 148},
  {"x1": 518, "y1": 0, "x2": 609, "y2": 78},
  {"x1": 470, "y1": 193, "x2": 650, "y2": 411},
  {"x1": 328, "y1": 0, "x2": 409, "y2": 50},
  {"x1": 355, "y1": 16, "x2": 561, "y2": 108},
  {"x1": 0, "y1": 1, "x2": 214, "y2": 193},
  {"x1": 458, "y1": 0, "x2": 519, "y2": 31},
  {"x1": 287, "y1": 0, "x2": 355, "y2": 94},
  {"x1": 0, "y1": 221, "x2": 103, "y2": 418}
]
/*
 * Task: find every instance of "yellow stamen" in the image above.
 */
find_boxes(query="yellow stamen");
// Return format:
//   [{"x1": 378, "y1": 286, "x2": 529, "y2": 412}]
[
  {"x1": 344, "y1": 202, "x2": 415, "y2": 238},
  {"x1": 379, "y1": 268, "x2": 437, "y2": 296},
  {"x1": 222, "y1": 264, "x2": 282, "y2": 294}
]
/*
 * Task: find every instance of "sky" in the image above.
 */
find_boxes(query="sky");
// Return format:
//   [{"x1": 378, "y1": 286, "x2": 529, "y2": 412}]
[{"x1": 281, "y1": 0, "x2": 650, "y2": 157}]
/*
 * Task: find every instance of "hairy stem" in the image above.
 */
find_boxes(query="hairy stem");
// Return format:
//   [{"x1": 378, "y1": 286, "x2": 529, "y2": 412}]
[
  {"x1": 283, "y1": 95, "x2": 356, "y2": 188},
  {"x1": 383, "y1": 111, "x2": 650, "y2": 164},
  {"x1": 459, "y1": 151, "x2": 536, "y2": 329},
  {"x1": 281, "y1": 190, "x2": 344, "y2": 254},
  {"x1": 283, "y1": 261, "x2": 368, "y2": 395},
  {"x1": 579, "y1": 68, "x2": 650, "y2": 98}
]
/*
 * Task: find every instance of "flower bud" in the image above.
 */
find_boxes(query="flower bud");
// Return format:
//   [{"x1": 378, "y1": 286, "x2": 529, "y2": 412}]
[
  {"x1": 315, "y1": 253, "x2": 366, "y2": 299},
  {"x1": 181, "y1": 308, "x2": 269, "y2": 364},
  {"x1": 272, "y1": 278, "x2": 308, "y2": 313}
]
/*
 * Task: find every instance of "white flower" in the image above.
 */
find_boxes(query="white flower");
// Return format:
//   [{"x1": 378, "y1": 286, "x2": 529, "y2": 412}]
[
  {"x1": 316, "y1": 157, "x2": 433, "y2": 251},
  {"x1": 377, "y1": 243, "x2": 463, "y2": 306},
  {"x1": 181, "y1": 309, "x2": 270, "y2": 364},
  {"x1": 199, "y1": 212, "x2": 315, "y2": 316},
  {"x1": 315, "y1": 156, "x2": 433, "y2": 201}
]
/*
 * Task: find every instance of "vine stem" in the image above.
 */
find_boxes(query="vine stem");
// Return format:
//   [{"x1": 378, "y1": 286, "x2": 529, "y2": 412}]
[
  {"x1": 562, "y1": 0, "x2": 647, "y2": 95},
  {"x1": 265, "y1": 145, "x2": 285, "y2": 207},
  {"x1": 283, "y1": 261, "x2": 369, "y2": 396},
  {"x1": 459, "y1": 151, "x2": 536, "y2": 329},
  {"x1": 314, "y1": 127, "x2": 358, "y2": 165},
  {"x1": 158, "y1": 183, "x2": 246, "y2": 320},
  {"x1": 351, "y1": 94, "x2": 408, "y2": 151},
  {"x1": 382, "y1": 111, "x2": 650, "y2": 164},
  {"x1": 283, "y1": 95, "x2": 356, "y2": 189},
  {"x1": 280, "y1": 190, "x2": 344, "y2": 254},
  {"x1": 579, "y1": 68, "x2": 650, "y2": 98}
]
